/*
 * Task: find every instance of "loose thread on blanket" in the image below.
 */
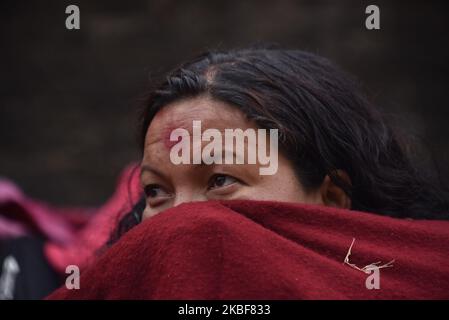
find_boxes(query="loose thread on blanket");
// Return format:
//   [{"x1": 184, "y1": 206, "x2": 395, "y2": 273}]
[{"x1": 343, "y1": 238, "x2": 395, "y2": 274}]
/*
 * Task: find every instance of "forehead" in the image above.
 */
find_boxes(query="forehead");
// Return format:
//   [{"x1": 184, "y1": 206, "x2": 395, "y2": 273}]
[{"x1": 145, "y1": 96, "x2": 254, "y2": 147}]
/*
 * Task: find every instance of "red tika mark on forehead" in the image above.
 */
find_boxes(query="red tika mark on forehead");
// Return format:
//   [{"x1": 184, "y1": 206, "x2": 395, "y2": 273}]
[{"x1": 162, "y1": 125, "x2": 184, "y2": 150}]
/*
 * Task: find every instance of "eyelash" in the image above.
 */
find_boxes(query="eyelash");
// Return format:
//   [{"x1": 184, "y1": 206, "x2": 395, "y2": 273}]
[
  {"x1": 207, "y1": 174, "x2": 239, "y2": 190},
  {"x1": 143, "y1": 174, "x2": 241, "y2": 203},
  {"x1": 143, "y1": 184, "x2": 170, "y2": 199}
]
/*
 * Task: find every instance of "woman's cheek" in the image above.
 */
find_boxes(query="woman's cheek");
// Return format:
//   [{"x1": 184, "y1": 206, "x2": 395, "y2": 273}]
[
  {"x1": 142, "y1": 205, "x2": 152, "y2": 220},
  {"x1": 142, "y1": 204, "x2": 165, "y2": 220}
]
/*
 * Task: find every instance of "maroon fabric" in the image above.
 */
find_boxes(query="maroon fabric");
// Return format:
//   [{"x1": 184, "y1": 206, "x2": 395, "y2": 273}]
[{"x1": 47, "y1": 200, "x2": 449, "y2": 299}]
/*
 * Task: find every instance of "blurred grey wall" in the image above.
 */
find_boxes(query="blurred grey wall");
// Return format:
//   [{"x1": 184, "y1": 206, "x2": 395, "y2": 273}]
[{"x1": 1, "y1": 0, "x2": 448, "y2": 205}]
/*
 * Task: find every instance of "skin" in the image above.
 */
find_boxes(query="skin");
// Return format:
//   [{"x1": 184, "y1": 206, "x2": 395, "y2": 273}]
[{"x1": 140, "y1": 95, "x2": 349, "y2": 220}]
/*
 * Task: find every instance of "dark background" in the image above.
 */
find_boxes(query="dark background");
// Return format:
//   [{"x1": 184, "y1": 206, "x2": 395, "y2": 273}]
[{"x1": 1, "y1": 0, "x2": 448, "y2": 206}]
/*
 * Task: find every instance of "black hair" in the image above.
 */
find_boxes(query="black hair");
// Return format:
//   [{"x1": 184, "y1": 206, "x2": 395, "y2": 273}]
[{"x1": 108, "y1": 46, "x2": 449, "y2": 245}]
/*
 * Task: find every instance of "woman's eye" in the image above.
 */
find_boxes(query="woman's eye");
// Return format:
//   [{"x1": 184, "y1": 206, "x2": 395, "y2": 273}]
[
  {"x1": 144, "y1": 184, "x2": 170, "y2": 199},
  {"x1": 208, "y1": 174, "x2": 238, "y2": 190}
]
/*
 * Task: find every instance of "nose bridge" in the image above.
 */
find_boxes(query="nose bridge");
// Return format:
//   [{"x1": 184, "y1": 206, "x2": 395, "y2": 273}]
[{"x1": 174, "y1": 188, "x2": 207, "y2": 207}]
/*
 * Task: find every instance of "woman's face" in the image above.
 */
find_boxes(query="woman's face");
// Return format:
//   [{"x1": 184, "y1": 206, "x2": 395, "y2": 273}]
[{"x1": 140, "y1": 96, "x2": 322, "y2": 219}]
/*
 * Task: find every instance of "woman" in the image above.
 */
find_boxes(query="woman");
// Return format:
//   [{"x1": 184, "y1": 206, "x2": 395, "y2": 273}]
[
  {"x1": 109, "y1": 46, "x2": 449, "y2": 245},
  {"x1": 48, "y1": 47, "x2": 449, "y2": 300}
]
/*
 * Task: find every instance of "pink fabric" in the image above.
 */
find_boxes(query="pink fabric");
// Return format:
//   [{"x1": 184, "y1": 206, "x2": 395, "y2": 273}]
[
  {"x1": 0, "y1": 164, "x2": 142, "y2": 274},
  {"x1": 44, "y1": 164, "x2": 141, "y2": 274},
  {"x1": 0, "y1": 178, "x2": 79, "y2": 243}
]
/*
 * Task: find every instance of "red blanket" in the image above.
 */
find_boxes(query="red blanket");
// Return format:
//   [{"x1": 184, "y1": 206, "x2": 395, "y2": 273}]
[{"x1": 47, "y1": 200, "x2": 449, "y2": 299}]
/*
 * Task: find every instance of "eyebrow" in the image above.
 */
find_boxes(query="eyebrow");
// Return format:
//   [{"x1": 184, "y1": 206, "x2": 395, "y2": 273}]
[
  {"x1": 140, "y1": 165, "x2": 169, "y2": 181},
  {"x1": 203, "y1": 149, "x2": 245, "y2": 164},
  {"x1": 140, "y1": 149, "x2": 247, "y2": 180}
]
